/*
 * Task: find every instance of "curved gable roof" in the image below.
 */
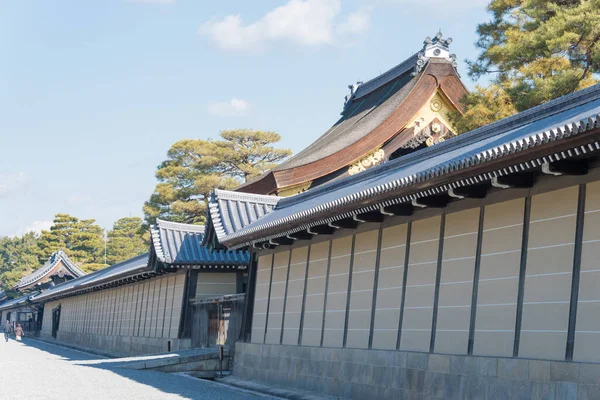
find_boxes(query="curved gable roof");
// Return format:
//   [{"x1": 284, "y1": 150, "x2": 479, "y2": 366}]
[{"x1": 16, "y1": 251, "x2": 86, "y2": 290}]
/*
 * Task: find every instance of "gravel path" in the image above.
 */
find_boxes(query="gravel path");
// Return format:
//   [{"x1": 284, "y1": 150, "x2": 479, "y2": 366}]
[{"x1": 0, "y1": 337, "x2": 276, "y2": 400}]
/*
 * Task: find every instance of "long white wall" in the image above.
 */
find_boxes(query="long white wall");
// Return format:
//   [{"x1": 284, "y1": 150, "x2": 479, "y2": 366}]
[
  {"x1": 250, "y1": 181, "x2": 600, "y2": 362},
  {"x1": 41, "y1": 271, "x2": 187, "y2": 355}
]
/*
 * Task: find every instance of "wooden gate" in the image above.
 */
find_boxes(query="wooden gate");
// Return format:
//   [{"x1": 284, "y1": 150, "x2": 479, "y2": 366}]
[{"x1": 190, "y1": 293, "x2": 245, "y2": 348}]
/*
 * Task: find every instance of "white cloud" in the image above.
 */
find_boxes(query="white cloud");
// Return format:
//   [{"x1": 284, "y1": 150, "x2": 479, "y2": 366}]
[
  {"x1": 0, "y1": 172, "x2": 27, "y2": 198},
  {"x1": 14, "y1": 220, "x2": 53, "y2": 237},
  {"x1": 207, "y1": 98, "x2": 251, "y2": 117},
  {"x1": 199, "y1": 0, "x2": 371, "y2": 52}
]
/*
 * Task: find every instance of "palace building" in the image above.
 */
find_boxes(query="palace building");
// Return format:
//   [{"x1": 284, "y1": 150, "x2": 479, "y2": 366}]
[
  {"x1": 204, "y1": 34, "x2": 600, "y2": 398},
  {"x1": 239, "y1": 32, "x2": 468, "y2": 196},
  {"x1": 0, "y1": 251, "x2": 86, "y2": 331},
  {"x1": 30, "y1": 219, "x2": 248, "y2": 356}
]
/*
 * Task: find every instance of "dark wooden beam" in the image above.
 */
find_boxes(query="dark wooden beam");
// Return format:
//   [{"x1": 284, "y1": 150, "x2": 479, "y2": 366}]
[
  {"x1": 450, "y1": 184, "x2": 489, "y2": 199},
  {"x1": 381, "y1": 203, "x2": 414, "y2": 216},
  {"x1": 271, "y1": 237, "x2": 295, "y2": 246},
  {"x1": 308, "y1": 225, "x2": 337, "y2": 235},
  {"x1": 288, "y1": 231, "x2": 313, "y2": 241},
  {"x1": 542, "y1": 159, "x2": 589, "y2": 176},
  {"x1": 329, "y1": 218, "x2": 359, "y2": 229},
  {"x1": 354, "y1": 211, "x2": 385, "y2": 223},
  {"x1": 412, "y1": 194, "x2": 451, "y2": 208},
  {"x1": 493, "y1": 172, "x2": 536, "y2": 189}
]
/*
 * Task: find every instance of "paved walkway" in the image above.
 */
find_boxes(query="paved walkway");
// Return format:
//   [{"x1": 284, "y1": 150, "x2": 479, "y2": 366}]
[{"x1": 0, "y1": 337, "x2": 277, "y2": 400}]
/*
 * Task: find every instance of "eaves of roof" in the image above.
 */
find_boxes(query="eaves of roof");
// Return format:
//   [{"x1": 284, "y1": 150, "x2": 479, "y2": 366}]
[
  {"x1": 221, "y1": 83, "x2": 600, "y2": 249},
  {"x1": 16, "y1": 251, "x2": 86, "y2": 290},
  {"x1": 151, "y1": 219, "x2": 249, "y2": 268}
]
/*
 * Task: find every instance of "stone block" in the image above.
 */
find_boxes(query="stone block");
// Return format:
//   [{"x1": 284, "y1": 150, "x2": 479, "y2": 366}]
[
  {"x1": 578, "y1": 384, "x2": 600, "y2": 400},
  {"x1": 354, "y1": 364, "x2": 374, "y2": 385},
  {"x1": 391, "y1": 367, "x2": 407, "y2": 390},
  {"x1": 529, "y1": 360, "x2": 551, "y2": 382},
  {"x1": 377, "y1": 386, "x2": 406, "y2": 400},
  {"x1": 428, "y1": 354, "x2": 450, "y2": 373},
  {"x1": 406, "y1": 352, "x2": 428, "y2": 370},
  {"x1": 425, "y1": 372, "x2": 462, "y2": 399},
  {"x1": 259, "y1": 344, "x2": 271, "y2": 357},
  {"x1": 550, "y1": 361, "x2": 579, "y2": 383},
  {"x1": 340, "y1": 362, "x2": 357, "y2": 382},
  {"x1": 372, "y1": 365, "x2": 393, "y2": 386},
  {"x1": 405, "y1": 368, "x2": 426, "y2": 392},
  {"x1": 323, "y1": 360, "x2": 342, "y2": 379},
  {"x1": 392, "y1": 351, "x2": 407, "y2": 368},
  {"x1": 341, "y1": 348, "x2": 367, "y2": 364},
  {"x1": 579, "y1": 363, "x2": 600, "y2": 385},
  {"x1": 497, "y1": 358, "x2": 529, "y2": 380},
  {"x1": 488, "y1": 378, "x2": 531, "y2": 400},
  {"x1": 367, "y1": 349, "x2": 392, "y2": 366},
  {"x1": 462, "y1": 375, "x2": 490, "y2": 400},
  {"x1": 478, "y1": 357, "x2": 498, "y2": 377},
  {"x1": 556, "y1": 382, "x2": 578, "y2": 400},
  {"x1": 321, "y1": 377, "x2": 341, "y2": 396},
  {"x1": 530, "y1": 382, "x2": 555, "y2": 400}
]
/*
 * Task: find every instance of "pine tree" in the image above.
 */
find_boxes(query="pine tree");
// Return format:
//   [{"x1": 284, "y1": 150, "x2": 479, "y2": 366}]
[
  {"x1": 106, "y1": 217, "x2": 147, "y2": 265},
  {"x1": 144, "y1": 130, "x2": 291, "y2": 226},
  {"x1": 0, "y1": 233, "x2": 40, "y2": 296},
  {"x1": 450, "y1": 0, "x2": 600, "y2": 132},
  {"x1": 35, "y1": 214, "x2": 106, "y2": 273}
]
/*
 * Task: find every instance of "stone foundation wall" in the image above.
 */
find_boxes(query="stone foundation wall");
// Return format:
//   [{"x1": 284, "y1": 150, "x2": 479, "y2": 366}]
[
  {"x1": 40, "y1": 330, "x2": 192, "y2": 357},
  {"x1": 233, "y1": 342, "x2": 600, "y2": 399}
]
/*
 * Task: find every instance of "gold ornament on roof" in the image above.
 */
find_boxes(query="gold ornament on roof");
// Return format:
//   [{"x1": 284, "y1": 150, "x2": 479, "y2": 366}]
[
  {"x1": 348, "y1": 149, "x2": 385, "y2": 175},
  {"x1": 430, "y1": 98, "x2": 443, "y2": 112}
]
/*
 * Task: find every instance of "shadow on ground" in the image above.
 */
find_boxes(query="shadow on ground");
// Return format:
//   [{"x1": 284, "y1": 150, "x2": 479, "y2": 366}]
[{"x1": 17, "y1": 338, "x2": 256, "y2": 400}]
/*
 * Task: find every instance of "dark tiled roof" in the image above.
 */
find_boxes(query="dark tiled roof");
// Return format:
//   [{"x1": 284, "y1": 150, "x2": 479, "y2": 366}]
[
  {"x1": 273, "y1": 63, "x2": 419, "y2": 170},
  {"x1": 16, "y1": 250, "x2": 86, "y2": 289},
  {"x1": 221, "y1": 83, "x2": 600, "y2": 248},
  {"x1": 237, "y1": 33, "x2": 464, "y2": 194},
  {"x1": 32, "y1": 253, "x2": 150, "y2": 302},
  {"x1": 151, "y1": 219, "x2": 249, "y2": 267},
  {"x1": 205, "y1": 189, "x2": 281, "y2": 245},
  {"x1": 0, "y1": 293, "x2": 37, "y2": 311}
]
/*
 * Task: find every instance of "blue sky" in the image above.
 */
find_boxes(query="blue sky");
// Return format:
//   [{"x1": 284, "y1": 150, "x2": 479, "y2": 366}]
[{"x1": 0, "y1": 0, "x2": 490, "y2": 236}]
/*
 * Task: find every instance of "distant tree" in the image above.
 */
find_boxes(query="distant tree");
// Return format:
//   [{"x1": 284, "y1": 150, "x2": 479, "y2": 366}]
[
  {"x1": 450, "y1": 0, "x2": 600, "y2": 132},
  {"x1": 106, "y1": 217, "x2": 147, "y2": 265},
  {"x1": 0, "y1": 233, "x2": 40, "y2": 296},
  {"x1": 70, "y1": 219, "x2": 105, "y2": 269},
  {"x1": 144, "y1": 129, "x2": 291, "y2": 226},
  {"x1": 35, "y1": 213, "x2": 78, "y2": 263},
  {"x1": 35, "y1": 214, "x2": 105, "y2": 273}
]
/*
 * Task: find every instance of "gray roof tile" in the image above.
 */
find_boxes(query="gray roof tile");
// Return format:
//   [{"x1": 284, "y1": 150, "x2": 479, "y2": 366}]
[
  {"x1": 222, "y1": 83, "x2": 600, "y2": 248},
  {"x1": 152, "y1": 218, "x2": 249, "y2": 267},
  {"x1": 16, "y1": 250, "x2": 86, "y2": 289}
]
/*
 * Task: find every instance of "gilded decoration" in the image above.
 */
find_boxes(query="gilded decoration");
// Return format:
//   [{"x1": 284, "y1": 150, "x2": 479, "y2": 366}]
[
  {"x1": 348, "y1": 149, "x2": 385, "y2": 175},
  {"x1": 277, "y1": 181, "x2": 312, "y2": 197},
  {"x1": 402, "y1": 90, "x2": 456, "y2": 149}
]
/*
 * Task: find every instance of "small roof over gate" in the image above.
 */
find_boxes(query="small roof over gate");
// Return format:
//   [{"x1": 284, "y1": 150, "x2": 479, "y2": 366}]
[{"x1": 151, "y1": 219, "x2": 249, "y2": 269}]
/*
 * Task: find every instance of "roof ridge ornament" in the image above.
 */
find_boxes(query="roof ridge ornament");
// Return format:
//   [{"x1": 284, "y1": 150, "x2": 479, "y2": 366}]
[
  {"x1": 413, "y1": 31, "x2": 458, "y2": 76},
  {"x1": 343, "y1": 81, "x2": 364, "y2": 111}
]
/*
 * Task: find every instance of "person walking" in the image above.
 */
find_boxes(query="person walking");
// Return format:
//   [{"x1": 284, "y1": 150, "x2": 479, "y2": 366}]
[
  {"x1": 4, "y1": 320, "x2": 11, "y2": 342},
  {"x1": 14, "y1": 324, "x2": 24, "y2": 341}
]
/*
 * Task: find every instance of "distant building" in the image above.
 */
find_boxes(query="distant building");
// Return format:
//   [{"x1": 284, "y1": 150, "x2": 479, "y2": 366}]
[
  {"x1": 0, "y1": 251, "x2": 86, "y2": 330},
  {"x1": 31, "y1": 219, "x2": 249, "y2": 356},
  {"x1": 206, "y1": 33, "x2": 600, "y2": 398},
  {"x1": 15, "y1": 250, "x2": 86, "y2": 293}
]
